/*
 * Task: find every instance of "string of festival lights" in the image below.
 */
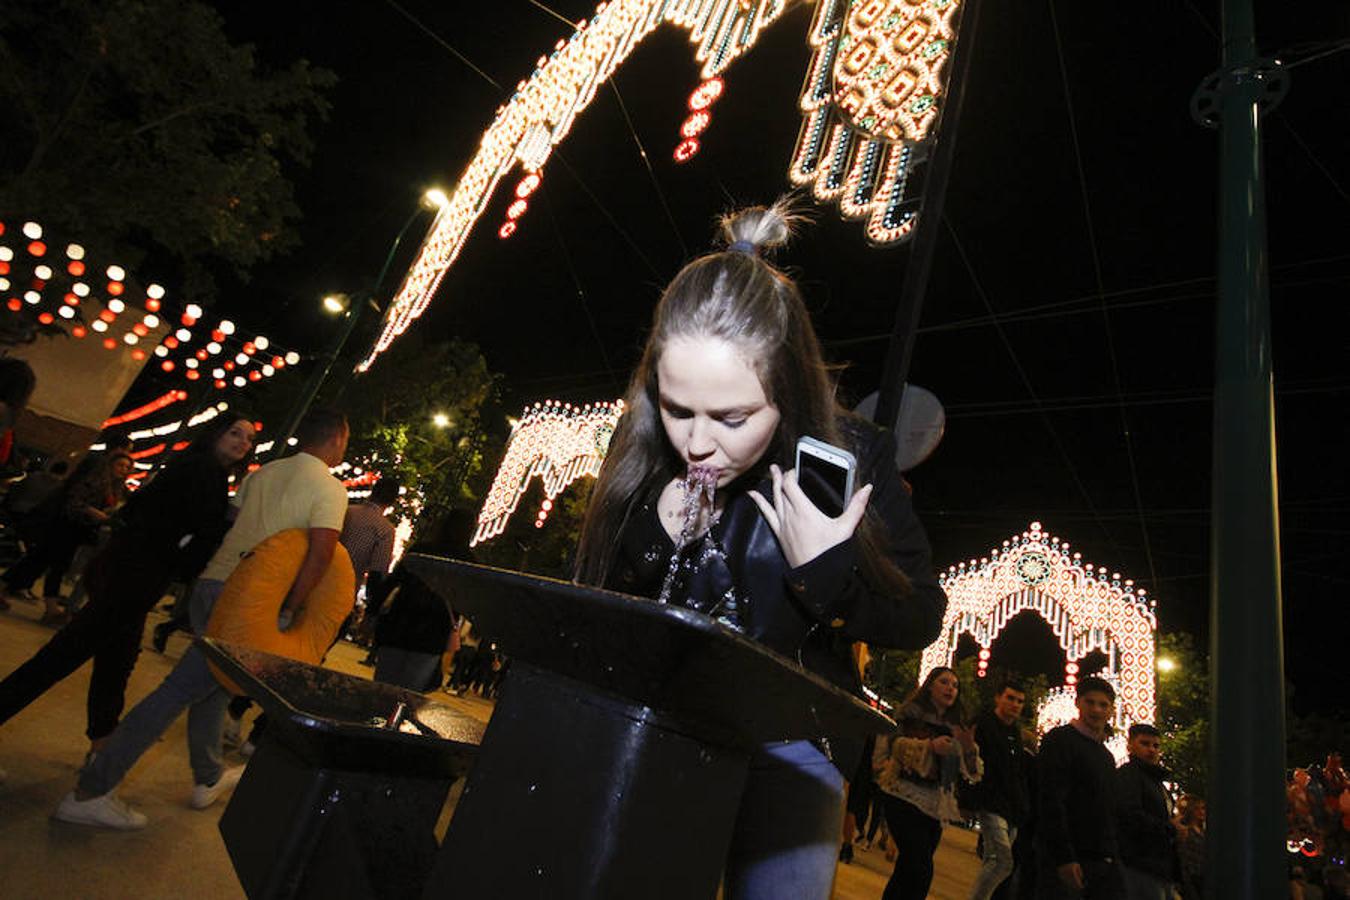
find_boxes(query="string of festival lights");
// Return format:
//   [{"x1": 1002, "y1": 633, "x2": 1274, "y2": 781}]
[{"x1": 0, "y1": 220, "x2": 303, "y2": 392}]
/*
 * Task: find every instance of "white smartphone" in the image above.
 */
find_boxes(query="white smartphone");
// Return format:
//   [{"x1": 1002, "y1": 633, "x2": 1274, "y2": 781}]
[{"x1": 795, "y1": 436, "x2": 857, "y2": 517}]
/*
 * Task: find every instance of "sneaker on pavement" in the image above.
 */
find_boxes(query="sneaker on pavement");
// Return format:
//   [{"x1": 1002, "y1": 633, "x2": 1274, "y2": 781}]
[
  {"x1": 53, "y1": 791, "x2": 147, "y2": 830},
  {"x1": 189, "y1": 765, "x2": 244, "y2": 810}
]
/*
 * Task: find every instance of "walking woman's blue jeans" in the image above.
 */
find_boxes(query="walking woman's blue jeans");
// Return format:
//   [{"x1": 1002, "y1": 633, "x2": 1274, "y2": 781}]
[{"x1": 78, "y1": 579, "x2": 229, "y2": 796}]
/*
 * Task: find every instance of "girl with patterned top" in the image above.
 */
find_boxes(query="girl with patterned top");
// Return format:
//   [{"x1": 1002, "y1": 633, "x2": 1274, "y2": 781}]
[{"x1": 873, "y1": 665, "x2": 983, "y2": 899}]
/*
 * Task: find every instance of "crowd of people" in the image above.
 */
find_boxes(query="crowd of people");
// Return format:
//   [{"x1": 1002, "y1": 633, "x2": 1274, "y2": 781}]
[{"x1": 839, "y1": 671, "x2": 1214, "y2": 900}]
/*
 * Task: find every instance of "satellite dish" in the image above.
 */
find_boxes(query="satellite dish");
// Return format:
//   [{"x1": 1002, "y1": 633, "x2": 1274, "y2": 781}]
[{"x1": 854, "y1": 384, "x2": 946, "y2": 472}]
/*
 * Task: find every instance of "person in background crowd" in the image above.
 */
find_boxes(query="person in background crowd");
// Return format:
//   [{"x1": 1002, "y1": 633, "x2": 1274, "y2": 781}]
[
  {"x1": 342, "y1": 476, "x2": 399, "y2": 600},
  {"x1": 2, "y1": 449, "x2": 131, "y2": 625},
  {"x1": 1036, "y1": 676, "x2": 1124, "y2": 900},
  {"x1": 0, "y1": 416, "x2": 254, "y2": 763},
  {"x1": 0, "y1": 358, "x2": 37, "y2": 473},
  {"x1": 967, "y1": 680, "x2": 1031, "y2": 900},
  {"x1": 339, "y1": 475, "x2": 398, "y2": 652},
  {"x1": 53, "y1": 409, "x2": 348, "y2": 829},
  {"x1": 4, "y1": 459, "x2": 69, "y2": 539},
  {"x1": 1171, "y1": 795, "x2": 1205, "y2": 900},
  {"x1": 1115, "y1": 723, "x2": 1177, "y2": 900},
  {"x1": 368, "y1": 542, "x2": 457, "y2": 692},
  {"x1": 0, "y1": 356, "x2": 34, "y2": 783},
  {"x1": 874, "y1": 666, "x2": 983, "y2": 900}
]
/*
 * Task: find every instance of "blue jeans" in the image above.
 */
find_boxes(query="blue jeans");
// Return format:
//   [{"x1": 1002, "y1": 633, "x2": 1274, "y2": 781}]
[
  {"x1": 78, "y1": 580, "x2": 230, "y2": 796},
  {"x1": 970, "y1": 812, "x2": 1018, "y2": 900},
  {"x1": 373, "y1": 647, "x2": 440, "y2": 691},
  {"x1": 722, "y1": 740, "x2": 846, "y2": 900}
]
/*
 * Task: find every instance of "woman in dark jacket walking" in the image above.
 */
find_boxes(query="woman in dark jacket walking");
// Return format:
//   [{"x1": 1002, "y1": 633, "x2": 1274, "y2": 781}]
[{"x1": 0, "y1": 415, "x2": 254, "y2": 758}]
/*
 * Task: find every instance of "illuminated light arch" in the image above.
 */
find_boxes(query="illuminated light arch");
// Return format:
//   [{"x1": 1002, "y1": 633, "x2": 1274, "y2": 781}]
[
  {"x1": 471, "y1": 399, "x2": 624, "y2": 547},
  {"x1": 790, "y1": 0, "x2": 962, "y2": 243},
  {"x1": 360, "y1": 0, "x2": 968, "y2": 371},
  {"x1": 922, "y1": 521, "x2": 1157, "y2": 735}
]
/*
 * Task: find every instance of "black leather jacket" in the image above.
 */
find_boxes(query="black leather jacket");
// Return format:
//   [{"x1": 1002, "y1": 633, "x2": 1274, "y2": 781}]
[{"x1": 606, "y1": 419, "x2": 947, "y2": 774}]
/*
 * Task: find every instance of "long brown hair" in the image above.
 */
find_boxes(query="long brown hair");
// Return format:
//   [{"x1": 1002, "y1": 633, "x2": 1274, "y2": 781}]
[
  {"x1": 574, "y1": 199, "x2": 910, "y2": 604},
  {"x1": 905, "y1": 666, "x2": 964, "y2": 725}
]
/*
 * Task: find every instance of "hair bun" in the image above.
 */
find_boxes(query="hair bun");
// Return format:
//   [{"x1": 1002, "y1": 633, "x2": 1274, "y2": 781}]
[{"x1": 718, "y1": 196, "x2": 808, "y2": 256}]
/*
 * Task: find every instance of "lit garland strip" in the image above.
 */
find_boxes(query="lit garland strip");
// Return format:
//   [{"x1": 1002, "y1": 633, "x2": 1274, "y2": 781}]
[
  {"x1": 471, "y1": 399, "x2": 623, "y2": 547},
  {"x1": 788, "y1": 0, "x2": 964, "y2": 245},
  {"x1": 920, "y1": 521, "x2": 1157, "y2": 729},
  {"x1": 359, "y1": 0, "x2": 794, "y2": 372},
  {"x1": 102, "y1": 390, "x2": 188, "y2": 427},
  {"x1": 0, "y1": 219, "x2": 301, "y2": 392},
  {"x1": 125, "y1": 402, "x2": 230, "y2": 441}
]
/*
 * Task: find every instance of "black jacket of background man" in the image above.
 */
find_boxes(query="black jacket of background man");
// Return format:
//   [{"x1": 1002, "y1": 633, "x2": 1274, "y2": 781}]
[
  {"x1": 1036, "y1": 722, "x2": 1120, "y2": 866},
  {"x1": 964, "y1": 709, "x2": 1030, "y2": 827},
  {"x1": 1115, "y1": 757, "x2": 1176, "y2": 882}
]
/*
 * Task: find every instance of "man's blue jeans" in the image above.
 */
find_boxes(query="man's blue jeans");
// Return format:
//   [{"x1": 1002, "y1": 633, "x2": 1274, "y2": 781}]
[
  {"x1": 78, "y1": 579, "x2": 229, "y2": 796},
  {"x1": 969, "y1": 811, "x2": 1018, "y2": 900}
]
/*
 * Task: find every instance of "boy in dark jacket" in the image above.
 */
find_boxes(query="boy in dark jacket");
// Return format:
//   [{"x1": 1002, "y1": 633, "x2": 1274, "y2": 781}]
[
  {"x1": 1115, "y1": 724, "x2": 1176, "y2": 900},
  {"x1": 967, "y1": 680, "x2": 1031, "y2": 900},
  {"x1": 1036, "y1": 676, "x2": 1125, "y2": 899}
]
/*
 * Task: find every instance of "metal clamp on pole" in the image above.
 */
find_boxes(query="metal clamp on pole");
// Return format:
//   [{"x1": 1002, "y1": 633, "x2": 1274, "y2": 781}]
[{"x1": 1190, "y1": 57, "x2": 1289, "y2": 128}]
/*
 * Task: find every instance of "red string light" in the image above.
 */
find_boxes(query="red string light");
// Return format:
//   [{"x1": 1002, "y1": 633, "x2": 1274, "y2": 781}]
[{"x1": 102, "y1": 389, "x2": 188, "y2": 427}]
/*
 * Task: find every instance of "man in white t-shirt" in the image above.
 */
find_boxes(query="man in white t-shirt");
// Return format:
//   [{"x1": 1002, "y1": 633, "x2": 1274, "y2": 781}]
[{"x1": 55, "y1": 409, "x2": 350, "y2": 829}]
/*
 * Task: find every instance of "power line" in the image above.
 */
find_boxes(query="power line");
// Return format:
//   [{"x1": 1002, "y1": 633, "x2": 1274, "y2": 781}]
[
  {"x1": 383, "y1": 0, "x2": 504, "y2": 92},
  {"x1": 609, "y1": 79, "x2": 689, "y2": 258},
  {"x1": 943, "y1": 215, "x2": 1128, "y2": 564},
  {"x1": 824, "y1": 266, "x2": 1350, "y2": 347}
]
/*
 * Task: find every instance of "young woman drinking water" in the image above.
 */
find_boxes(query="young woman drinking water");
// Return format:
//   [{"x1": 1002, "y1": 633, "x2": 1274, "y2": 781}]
[{"x1": 574, "y1": 199, "x2": 947, "y2": 898}]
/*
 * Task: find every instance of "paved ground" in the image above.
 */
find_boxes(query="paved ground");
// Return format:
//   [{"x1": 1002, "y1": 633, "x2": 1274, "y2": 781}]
[{"x1": 0, "y1": 598, "x2": 979, "y2": 898}]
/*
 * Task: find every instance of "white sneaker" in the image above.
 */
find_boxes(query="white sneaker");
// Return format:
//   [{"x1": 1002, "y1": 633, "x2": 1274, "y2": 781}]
[
  {"x1": 53, "y1": 791, "x2": 148, "y2": 830},
  {"x1": 222, "y1": 715, "x2": 242, "y2": 748},
  {"x1": 189, "y1": 765, "x2": 244, "y2": 810}
]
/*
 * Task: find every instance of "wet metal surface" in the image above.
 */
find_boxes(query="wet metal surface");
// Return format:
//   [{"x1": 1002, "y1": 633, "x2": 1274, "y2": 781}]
[
  {"x1": 404, "y1": 557, "x2": 894, "y2": 747},
  {"x1": 198, "y1": 638, "x2": 483, "y2": 777}
]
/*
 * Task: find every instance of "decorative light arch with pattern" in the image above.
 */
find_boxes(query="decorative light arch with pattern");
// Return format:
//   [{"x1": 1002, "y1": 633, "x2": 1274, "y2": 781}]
[
  {"x1": 471, "y1": 399, "x2": 624, "y2": 547},
  {"x1": 922, "y1": 521, "x2": 1157, "y2": 732},
  {"x1": 359, "y1": 0, "x2": 970, "y2": 371}
]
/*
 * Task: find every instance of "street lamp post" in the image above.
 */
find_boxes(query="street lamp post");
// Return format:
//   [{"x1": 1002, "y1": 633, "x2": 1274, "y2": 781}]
[{"x1": 274, "y1": 189, "x2": 448, "y2": 450}]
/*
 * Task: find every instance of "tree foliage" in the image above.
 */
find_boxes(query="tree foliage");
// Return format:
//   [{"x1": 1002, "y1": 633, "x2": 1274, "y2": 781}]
[
  {"x1": 330, "y1": 334, "x2": 501, "y2": 539},
  {"x1": 0, "y1": 0, "x2": 335, "y2": 301},
  {"x1": 1154, "y1": 631, "x2": 1211, "y2": 797}
]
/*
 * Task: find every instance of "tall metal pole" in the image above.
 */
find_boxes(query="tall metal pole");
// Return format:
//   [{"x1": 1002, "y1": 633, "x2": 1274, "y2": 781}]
[
  {"x1": 1204, "y1": 0, "x2": 1287, "y2": 895},
  {"x1": 275, "y1": 302, "x2": 363, "y2": 450},
  {"x1": 873, "y1": 0, "x2": 982, "y2": 431}
]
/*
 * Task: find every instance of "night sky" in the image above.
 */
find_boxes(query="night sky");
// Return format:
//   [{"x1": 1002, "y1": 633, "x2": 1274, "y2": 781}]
[{"x1": 188, "y1": 1, "x2": 1349, "y2": 713}]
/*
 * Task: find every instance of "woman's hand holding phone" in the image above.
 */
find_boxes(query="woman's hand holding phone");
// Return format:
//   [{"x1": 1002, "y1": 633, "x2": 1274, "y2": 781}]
[{"x1": 748, "y1": 463, "x2": 873, "y2": 568}]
